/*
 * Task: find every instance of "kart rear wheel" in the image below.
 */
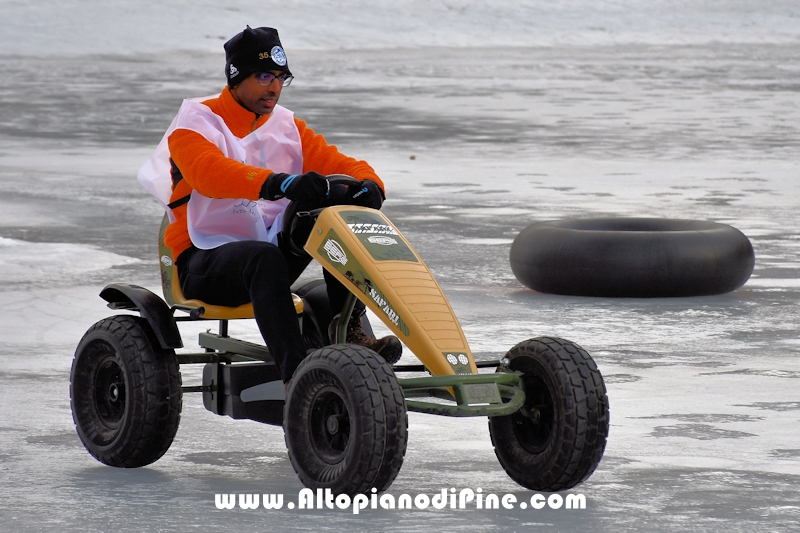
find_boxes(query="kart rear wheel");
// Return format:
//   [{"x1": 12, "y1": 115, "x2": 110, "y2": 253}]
[
  {"x1": 284, "y1": 344, "x2": 407, "y2": 495},
  {"x1": 489, "y1": 337, "x2": 608, "y2": 491},
  {"x1": 70, "y1": 315, "x2": 182, "y2": 467}
]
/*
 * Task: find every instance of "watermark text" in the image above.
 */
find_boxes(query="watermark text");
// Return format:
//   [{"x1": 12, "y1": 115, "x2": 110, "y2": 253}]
[{"x1": 215, "y1": 488, "x2": 586, "y2": 515}]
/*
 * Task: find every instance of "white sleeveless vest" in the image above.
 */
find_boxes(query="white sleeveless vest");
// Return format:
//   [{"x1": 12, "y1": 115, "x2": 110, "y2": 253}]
[{"x1": 137, "y1": 96, "x2": 303, "y2": 248}]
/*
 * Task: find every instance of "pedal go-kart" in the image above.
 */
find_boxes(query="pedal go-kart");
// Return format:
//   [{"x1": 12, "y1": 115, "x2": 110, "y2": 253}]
[{"x1": 70, "y1": 176, "x2": 609, "y2": 495}]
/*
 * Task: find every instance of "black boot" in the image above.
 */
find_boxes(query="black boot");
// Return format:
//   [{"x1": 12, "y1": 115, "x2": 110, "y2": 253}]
[{"x1": 328, "y1": 308, "x2": 403, "y2": 364}]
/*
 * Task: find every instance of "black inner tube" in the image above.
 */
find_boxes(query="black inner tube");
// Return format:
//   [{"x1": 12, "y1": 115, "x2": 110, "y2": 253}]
[{"x1": 510, "y1": 218, "x2": 755, "y2": 298}]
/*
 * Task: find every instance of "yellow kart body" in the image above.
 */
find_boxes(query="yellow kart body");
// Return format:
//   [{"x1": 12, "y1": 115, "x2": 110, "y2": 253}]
[{"x1": 304, "y1": 205, "x2": 477, "y2": 377}]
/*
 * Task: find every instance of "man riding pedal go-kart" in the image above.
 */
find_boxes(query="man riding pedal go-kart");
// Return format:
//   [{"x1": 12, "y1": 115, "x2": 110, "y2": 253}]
[
  {"x1": 70, "y1": 26, "x2": 609, "y2": 497},
  {"x1": 141, "y1": 26, "x2": 401, "y2": 378}
]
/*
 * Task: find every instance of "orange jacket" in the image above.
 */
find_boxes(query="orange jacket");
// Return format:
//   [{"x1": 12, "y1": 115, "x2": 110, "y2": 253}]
[{"x1": 165, "y1": 86, "x2": 384, "y2": 259}]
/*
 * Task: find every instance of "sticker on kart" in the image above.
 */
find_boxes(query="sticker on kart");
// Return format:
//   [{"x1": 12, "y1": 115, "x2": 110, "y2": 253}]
[
  {"x1": 338, "y1": 210, "x2": 418, "y2": 263},
  {"x1": 319, "y1": 229, "x2": 411, "y2": 337}
]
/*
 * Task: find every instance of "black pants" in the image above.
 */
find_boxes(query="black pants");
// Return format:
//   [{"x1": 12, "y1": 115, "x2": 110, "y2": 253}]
[{"x1": 176, "y1": 237, "x2": 353, "y2": 382}]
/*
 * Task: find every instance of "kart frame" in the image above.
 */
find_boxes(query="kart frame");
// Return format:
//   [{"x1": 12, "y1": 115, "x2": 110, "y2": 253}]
[{"x1": 102, "y1": 268, "x2": 526, "y2": 422}]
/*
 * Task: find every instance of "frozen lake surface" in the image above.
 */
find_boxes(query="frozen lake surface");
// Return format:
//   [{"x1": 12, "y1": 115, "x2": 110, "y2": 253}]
[{"x1": 1, "y1": 2, "x2": 799, "y2": 531}]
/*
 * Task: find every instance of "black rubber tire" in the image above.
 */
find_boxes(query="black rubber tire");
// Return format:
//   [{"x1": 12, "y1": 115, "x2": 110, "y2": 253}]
[
  {"x1": 510, "y1": 218, "x2": 755, "y2": 297},
  {"x1": 284, "y1": 344, "x2": 407, "y2": 495},
  {"x1": 489, "y1": 337, "x2": 609, "y2": 491},
  {"x1": 70, "y1": 315, "x2": 182, "y2": 467}
]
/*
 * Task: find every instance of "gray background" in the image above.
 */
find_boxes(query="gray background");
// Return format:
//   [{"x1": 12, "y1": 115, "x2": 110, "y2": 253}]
[{"x1": 1, "y1": 1, "x2": 799, "y2": 531}]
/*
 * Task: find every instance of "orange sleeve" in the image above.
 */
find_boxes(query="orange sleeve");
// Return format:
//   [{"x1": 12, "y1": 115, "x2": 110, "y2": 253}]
[
  {"x1": 167, "y1": 129, "x2": 271, "y2": 200},
  {"x1": 296, "y1": 118, "x2": 386, "y2": 194}
]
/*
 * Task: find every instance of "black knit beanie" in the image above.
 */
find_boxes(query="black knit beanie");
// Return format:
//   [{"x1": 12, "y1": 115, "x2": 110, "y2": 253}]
[{"x1": 224, "y1": 26, "x2": 291, "y2": 88}]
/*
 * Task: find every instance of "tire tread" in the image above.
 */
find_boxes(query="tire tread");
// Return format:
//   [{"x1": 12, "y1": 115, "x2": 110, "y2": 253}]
[
  {"x1": 284, "y1": 344, "x2": 407, "y2": 495},
  {"x1": 489, "y1": 336, "x2": 609, "y2": 491},
  {"x1": 70, "y1": 315, "x2": 182, "y2": 468}
]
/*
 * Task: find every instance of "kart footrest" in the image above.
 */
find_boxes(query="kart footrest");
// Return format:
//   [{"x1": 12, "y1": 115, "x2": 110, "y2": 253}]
[{"x1": 202, "y1": 361, "x2": 284, "y2": 426}]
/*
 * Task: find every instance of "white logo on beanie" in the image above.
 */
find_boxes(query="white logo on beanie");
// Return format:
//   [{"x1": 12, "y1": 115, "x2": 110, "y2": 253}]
[
  {"x1": 270, "y1": 46, "x2": 287, "y2": 66},
  {"x1": 229, "y1": 64, "x2": 239, "y2": 77}
]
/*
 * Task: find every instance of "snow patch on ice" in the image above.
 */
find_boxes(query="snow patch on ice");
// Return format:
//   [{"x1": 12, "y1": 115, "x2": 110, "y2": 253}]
[
  {"x1": 746, "y1": 278, "x2": 800, "y2": 288},
  {"x1": 0, "y1": 237, "x2": 139, "y2": 285}
]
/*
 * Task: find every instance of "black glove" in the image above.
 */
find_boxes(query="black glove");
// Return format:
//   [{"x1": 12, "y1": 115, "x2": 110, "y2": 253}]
[
  {"x1": 346, "y1": 180, "x2": 384, "y2": 209},
  {"x1": 261, "y1": 172, "x2": 330, "y2": 204}
]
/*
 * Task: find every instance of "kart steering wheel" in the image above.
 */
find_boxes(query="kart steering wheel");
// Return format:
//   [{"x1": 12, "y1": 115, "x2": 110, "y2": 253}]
[{"x1": 281, "y1": 174, "x2": 363, "y2": 257}]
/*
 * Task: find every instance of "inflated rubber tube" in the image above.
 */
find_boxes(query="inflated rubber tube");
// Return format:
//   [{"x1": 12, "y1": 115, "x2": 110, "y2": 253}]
[{"x1": 510, "y1": 218, "x2": 755, "y2": 297}]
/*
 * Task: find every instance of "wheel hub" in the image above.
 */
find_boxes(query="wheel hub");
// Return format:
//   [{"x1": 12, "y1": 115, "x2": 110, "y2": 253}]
[
  {"x1": 309, "y1": 386, "x2": 351, "y2": 461},
  {"x1": 514, "y1": 376, "x2": 555, "y2": 454},
  {"x1": 524, "y1": 406, "x2": 541, "y2": 423},
  {"x1": 326, "y1": 414, "x2": 340, "y2": 435},
  {"x1": 94, "y1": 357, "x2": 126, "y2": 428}
]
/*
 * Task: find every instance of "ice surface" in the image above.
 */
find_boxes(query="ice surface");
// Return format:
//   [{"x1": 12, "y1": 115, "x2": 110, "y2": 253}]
[
  {"x1": 1, "y1": 1, "x2": 800, "y2": 532},
  {"x1": 0, "y1": 238, "x2": 139, "y2": 285},
  {"x1": 3, "y1": 0, "x2": 799, "y2": 56}
]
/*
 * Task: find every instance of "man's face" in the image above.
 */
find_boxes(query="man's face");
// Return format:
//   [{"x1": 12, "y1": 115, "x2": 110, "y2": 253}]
[{"x1": 230, "y1": 70, "x2": 285, "y2": 115}]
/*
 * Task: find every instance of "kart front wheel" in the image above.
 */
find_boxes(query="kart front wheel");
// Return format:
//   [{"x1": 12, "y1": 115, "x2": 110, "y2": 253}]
[
  {"x1": 489, "y1": 337, "x2": 609, "y2": 491},
  {"x1": 284, "y1": 344, "x2": 407, "y2": 495},
  {"x1": 70, "y1": 315, "x2": 182, "y2": 467}
]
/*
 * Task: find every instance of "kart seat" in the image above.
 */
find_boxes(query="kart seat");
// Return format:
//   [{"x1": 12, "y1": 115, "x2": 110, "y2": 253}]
[{"x1": 157, "y1": 215, "x2": 303, "y2": 319}]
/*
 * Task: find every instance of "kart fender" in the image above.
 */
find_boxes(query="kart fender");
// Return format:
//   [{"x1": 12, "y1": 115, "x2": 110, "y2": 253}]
[{"x1": 99, "y1": 283, "x2": 183, "y2": 349}]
